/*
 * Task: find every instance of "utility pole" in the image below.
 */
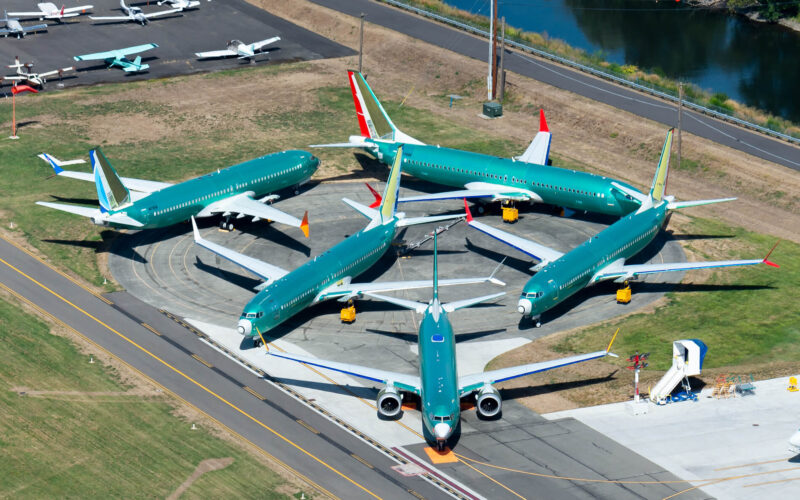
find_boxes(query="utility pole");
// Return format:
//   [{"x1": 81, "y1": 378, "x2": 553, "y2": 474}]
[
  {"x1": 486, "y1": 0, "x2": 494, "y2": 100},
  {"x1": 497, "y1": 16, "x2": 506, "y2": 102},
  {"x1": 491, "y1": 0, "x2": 498, "y2": 100},
  {"x1": 358, "y1": 13, "x2": 365, "y2": 74},
  {"x1": 677, "y1": 82, "x2": 683, "y2": 172}
]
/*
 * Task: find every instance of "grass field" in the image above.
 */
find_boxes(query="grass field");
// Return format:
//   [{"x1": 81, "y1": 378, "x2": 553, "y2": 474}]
[{"x1": 0, "y1": 294, "x2": 306, "y2": 498}]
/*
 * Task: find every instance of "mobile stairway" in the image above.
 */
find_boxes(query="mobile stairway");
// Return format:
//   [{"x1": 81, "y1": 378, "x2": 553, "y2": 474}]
[{"x1": 649, "y1": 339, "x2": 707, "y2": 404}]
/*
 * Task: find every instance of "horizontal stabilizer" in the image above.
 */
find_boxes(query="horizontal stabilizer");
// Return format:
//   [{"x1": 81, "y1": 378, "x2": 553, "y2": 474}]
[
  {"x1": 442, "y1": 292, "x2": 505, "y2": 313},
  {"x1": 396, "y1": 213, "x2": 464, "y2": 227},
  {"x1": 36, "y1": 201, "x2": 98, "y2": 219},
  {"x1": 342, "y1": 197, "x2": 379, "y2": 220},
  {"x1": 667, "y1": 197, "x2": 737, "y2": 210}
]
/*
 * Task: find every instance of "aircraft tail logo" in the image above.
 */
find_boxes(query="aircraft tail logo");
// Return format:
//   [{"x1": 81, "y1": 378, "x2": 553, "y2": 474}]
[
  {"x1": 348, "y1": 70, "x2": 396, "y2": 141},
  {"x1": 378, "y1": 145, "x2": 403, "y2": 221},
  {"x1": 649, "y1": 129, "x2": 673, "y2": 203},
  {"x1": 92, "y1": 148, "x2": 130, "y2": 213}
]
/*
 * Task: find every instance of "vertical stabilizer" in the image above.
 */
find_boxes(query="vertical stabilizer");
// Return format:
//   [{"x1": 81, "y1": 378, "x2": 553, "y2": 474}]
[
  {"x1": 348, "y1": 70, "x2": 396, "y2": 140},
  {"x1": 650, "y1": 129, "x2": 674, "y2": 203},
  {"x1": 378, "y1": 145, "x2": 403, "y2": 222},
  {"x1": 92, "y1": 149, "x2": 130, "y2": 212}
]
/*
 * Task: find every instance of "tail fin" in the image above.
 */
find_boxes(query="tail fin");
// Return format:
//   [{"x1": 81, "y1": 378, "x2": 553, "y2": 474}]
[
  {"x1": 133, "y1": 55, "x2": 142, "y2": 68},
  {"x1": 649, "y1": 129, "x2": 674, "y2": 203},
  {"x1": 377, "y1": 145, "x2": 403, "y2": 222},
  {"x1": 432, "y1": 231, "x2": 439, "y2": 301},
  {"x1": 348, "y1": 70, "x2": 397, "y2": 141},
  {"x1": 91, "y1": 149, "x2": 130, "y2": 213}
]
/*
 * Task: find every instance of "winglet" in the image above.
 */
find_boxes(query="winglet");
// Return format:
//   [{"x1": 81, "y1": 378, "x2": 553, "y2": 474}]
[
  {"x1": 300, "y1": 211, "x2": 309, "y2": 238},
  {"x1": 763, "y1": 240, "x2": 780, "y2": 268},
  {"x1": 463, "y1": 198, "x2": 473, "y2": 223},
  {"x1": 606, "y1": 327, "x2": 620, "y2": 355},
  {"x1": 40, "y1": 153, "x2": 63, "y2": 174},
  {"x1": 366, "y1": 183, "x2": 382, "y2": 208},
  {"x1": 539, "y1": 109, "x2": 549, "y2": 133},
  {"x1": 488, "y1": 257, "x2": 507, "y2": 286},
  {"x1": 190, "y1": 216, "x2": 201, "y2": 241}
]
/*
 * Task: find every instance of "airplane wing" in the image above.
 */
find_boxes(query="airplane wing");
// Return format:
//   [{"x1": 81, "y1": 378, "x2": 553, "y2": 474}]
[
  {"x1": 3, "y1": 76, "x2": 25, "y2": 81},
  {"x1": 198, "y1": 192, "x2": 309, "y2": 236},
  {"x1": 88, "y1": 15, "x2": 131, "y2": 21},
  {"x1": 75, "y1": 43, "x2": 158, "y2": 61},
  {"x1": 22, "y1": 24, "x2": 49, "y2": 32},
  {"x1": 63, "y1": 5, "x2": 95, "y2": 15},
  {"x1": 250, "y1": 36, "x2": 280, "y2": 52},
  {"x1": 515, "y1": 109, "x2": 552, "y2": 165},
  {"x1": 39, "y1": 153, "x2": 172, "y2": 193},
  {"x1": 591, "y1": 256, "x2": 777, "y2": 283},
  {"x1": 7, "y1": 11, "x2": 46, "y2": 17},
  {"x1": 37, "y1": 67, "x2": 75, "y2": 78},
  {"x1": 458, "y1": 349, "x2": 611, "y2": 395},
  {"x1": 464, "y1": 200, "x2": 563, "y2": 266},
  {"x1": 267, "y1": 349, "x2": 421, "y2": 394},
  {"x1": 143, "y1": 7, "x2": 181, "y2": 19},
  {"x1": 191, "y1": 217, "x2": 289, "y2": 283},
  {"x1": 195, "y1": 49, "x2": 237, "y2": 59},
  {"x1": 399, "y1": 184, "x2": 538, "y2": 204}
]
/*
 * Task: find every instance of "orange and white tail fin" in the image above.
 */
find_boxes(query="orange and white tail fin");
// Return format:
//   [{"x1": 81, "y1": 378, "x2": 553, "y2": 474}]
[
  {"x1": 516, "y1": 109, "x2": 552, "y2": 165},
  {"x1": 347, "y1": 70, "x2": 423, "y2": 145}
]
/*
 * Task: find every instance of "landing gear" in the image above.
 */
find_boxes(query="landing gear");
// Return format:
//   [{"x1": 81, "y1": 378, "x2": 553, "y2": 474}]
[
  {"x1": 437, "y1": 441, "x2": 446, "y2": 452},
  {"x1": 532, "y1": 315, "x2": 542, "y2": 328},
  {"x1": 253, "y1": 337, "x2": 263, "y2": 348},
  {"x1": 219, "y1": 217, "x2": 234, "y2": 232}
]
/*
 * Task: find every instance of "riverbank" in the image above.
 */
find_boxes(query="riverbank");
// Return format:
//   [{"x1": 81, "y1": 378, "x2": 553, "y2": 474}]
[
  {"x1": 690, "y1": 0, "x2": 800, "y2": 32},
  {"x1": 390, "y1": 0, "x2": 800, "y2": 139}
]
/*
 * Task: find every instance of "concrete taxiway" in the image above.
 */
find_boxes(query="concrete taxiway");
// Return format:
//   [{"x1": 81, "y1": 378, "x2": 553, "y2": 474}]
[{"x1": 1, "y1": 0, "x2": 354, "y2": 91}]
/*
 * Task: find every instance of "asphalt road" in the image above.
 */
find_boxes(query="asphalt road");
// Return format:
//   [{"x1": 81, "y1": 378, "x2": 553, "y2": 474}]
[
  {"x1": 1, "y1": 0, "x2": 354, "y2": 90},
  {"x1": 0, "y1": 234, "x2": 458, "y2": 500},
  {"x1": 310, "y1": 0, "x2": 800, "y2": 172}
]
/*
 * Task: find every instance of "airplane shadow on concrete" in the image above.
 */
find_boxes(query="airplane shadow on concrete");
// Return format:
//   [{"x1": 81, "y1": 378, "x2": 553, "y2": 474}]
[
  {"x1": 194, "y1": 256, "x2": 260, "y2": 291},
  {"x1": 44, "y1": 229, "x2": 147, "y2": 264},
  {"x1": 365, "y1": 327, "x2": 507, "y2": 344}
]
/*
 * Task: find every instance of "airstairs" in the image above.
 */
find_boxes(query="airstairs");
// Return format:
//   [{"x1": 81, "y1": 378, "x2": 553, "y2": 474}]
[{"x1": 649, "y1": 339, "x2": 707, "y2": 404}]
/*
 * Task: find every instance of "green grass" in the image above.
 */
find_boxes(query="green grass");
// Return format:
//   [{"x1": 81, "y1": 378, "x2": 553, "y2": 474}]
[
  {"x1": 0, "y1": 296, "x2": 307, "y2": 498},
  {"x1": 553, "y1": 217, "x2": 800, "y2": 370}
]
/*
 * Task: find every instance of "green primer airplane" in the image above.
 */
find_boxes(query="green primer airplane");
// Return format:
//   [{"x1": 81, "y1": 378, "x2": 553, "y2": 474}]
[
  {"x1": 191, "y1": 145, "x2": 504, "y2": 341},
  {"x1": 36, "y1": 149, "x2": 316, "y2": 235},
  {"x1": 265, "y1": 233, "x2": 618, "y2": 450},
  {"x1": 313, "y1": 70, "x2": 643, "y2": 217},
  {"x1": 466, "y1": 129, "x2": 780, "y2": 327}
]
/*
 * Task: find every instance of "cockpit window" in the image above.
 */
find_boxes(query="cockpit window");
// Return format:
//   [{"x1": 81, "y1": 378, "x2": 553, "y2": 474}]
[
  {"x1": 246, "y1": 313, "x2": 257, "y2": 319},
  {"x1": 433, "y1": 414, "x2": 453, "y2": 422},
  {"x1": 525, "y1": 291, "x2": 543, "y2": 299}
]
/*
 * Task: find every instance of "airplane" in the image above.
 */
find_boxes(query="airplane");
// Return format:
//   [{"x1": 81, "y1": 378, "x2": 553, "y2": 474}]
[
  {"x1": 265, "y1": 232, "x2": 618, "y2": 450},
  {"x1": 192, "y1": 145, "x2": 505, "y2": 340},
  {"x1": 464, "y1": 129, "x2": 780, "y2": 327},
  {"x1": 790, "y1": 427, "x2": 800, "y2": 454},
  {"x1": 157, "y1": 0, "x2": 200, "y2": 9},
  {"x1": 1, "y1": 11, "x2": 48, "y2": 38},
  {"x1": 89, "y1": 0, "x2": 181, "y2": 25},
  {"x1": 35, "y1": 148, "x2": 317, "y2": 235},
  {"x1": 313, "y1": 70, "x2": 646, "y2": 218},
  {"x1": 74, "y1": 43, "x2": 158, "y2": 73},
  {"x1": 195, "y1": 37, "x2": 280, "y2": 62},
  {"x1": 4, "y1": 57, "x2": 74, "y2": 88},
  {"x1": 8, "y1": 3, "x2": 93, "y2": 22}
]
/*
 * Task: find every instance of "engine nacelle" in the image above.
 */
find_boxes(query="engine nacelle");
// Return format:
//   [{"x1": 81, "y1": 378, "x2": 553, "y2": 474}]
[
  {"x1": 476, "y1": 385, "x2": 502, "y2": 419},
  {"x1": 377, "y1": 385, "x2": 402, "y2": 418}
]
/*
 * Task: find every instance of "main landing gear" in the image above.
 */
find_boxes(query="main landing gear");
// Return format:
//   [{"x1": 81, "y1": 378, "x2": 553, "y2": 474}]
[{"x1": 219, "y1": 216, "x2": 234, "y2": 232}]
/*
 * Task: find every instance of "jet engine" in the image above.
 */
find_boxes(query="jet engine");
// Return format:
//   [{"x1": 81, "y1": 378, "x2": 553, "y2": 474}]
[
  {"x1": 377, "y1": 386, "x2": 402, "y2": 418},
  {"x1": 476, "y1": 385, "x2": 502, "y2": 418}
]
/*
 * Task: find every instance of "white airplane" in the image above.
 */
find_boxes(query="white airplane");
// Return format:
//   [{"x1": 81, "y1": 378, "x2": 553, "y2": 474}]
[
  {"x1": 90, "y1": 0, "x2": 180, "y2": 25},
  {"x1": 790, "y1": 427, "x2": 800, "y2": 454},
  {"x1": 195, "y1": 37, "x2": 280, "y2": 61},
  {"x1": 157, "y1": 0, "x2": 200, "y2": 9},
  {"x1": 1, "y1": 11, "x2": 48, "y2": 38},
  {"x1": 4, "y1": 57, "x2": 74, "y2": 88},
  {"x1": 8, "y1": 3, "x2": 93, "y2": 22}
]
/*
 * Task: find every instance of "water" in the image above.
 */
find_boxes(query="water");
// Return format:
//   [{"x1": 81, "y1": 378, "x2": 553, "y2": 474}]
[{"x1": 444, "y1": 0, "x2": 800, "y2": 123}]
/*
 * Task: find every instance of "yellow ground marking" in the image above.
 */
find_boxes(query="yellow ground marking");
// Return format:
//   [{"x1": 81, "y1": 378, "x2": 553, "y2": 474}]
[
  {"x1": 0, "y1": 281, "x2": 337, "y2": 500},
  {"x1": 742, "y1": 475, "x2": 800, "y2": 487},
  {"x1": 296, "y1": 419, "x2": 320, "y2": 435},
  {"x1": 714, "y1": 457, "x2": 790, "y2": 471},
  {"x1": 351, "y1": 454, "x2": 374, "y2": 469},
  {"x1": 0, "y1": 234, "x2": 113, "y2": 304},
  {"x1": 0, "y1": 258, "x2": 382, "y2": 500},
  {"x1": 457, "y1": 458, "x2": 527, "y2": 500},
  {"x1": 242, "y1": 386, "x2": 265, "y2": 401},
  {"x1": 141, "y1": 323, "x2": 162, "y2": 336},
  {"x1": 423, "y1": 447, "x2": 458, "y2": 464},
  {"x1": 191, "y1": 353, "x2": 213, "y2": 368}
]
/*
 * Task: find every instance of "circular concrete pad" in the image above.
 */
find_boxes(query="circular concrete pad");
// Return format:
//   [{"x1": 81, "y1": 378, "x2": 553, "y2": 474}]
[{"x1": 109, "y1": 180, "x2": 685, "y2": 370}]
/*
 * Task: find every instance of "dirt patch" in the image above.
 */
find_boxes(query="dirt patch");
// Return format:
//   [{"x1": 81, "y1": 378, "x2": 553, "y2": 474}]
[{"x1": 166, "y1": 457, "x2": 235, "y2": 500}]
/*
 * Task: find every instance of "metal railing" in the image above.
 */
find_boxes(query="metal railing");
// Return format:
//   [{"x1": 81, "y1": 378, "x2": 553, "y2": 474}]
[{"x1": 380, "y1": 0, "x2": 800, "y2": 145}]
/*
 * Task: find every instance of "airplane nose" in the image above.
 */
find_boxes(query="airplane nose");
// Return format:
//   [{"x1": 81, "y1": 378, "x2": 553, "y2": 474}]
[
  {"x1": 517, "y1": 298, "x2": 532, "y2": 315},
  {"x1": 434, "y1": 423, "x2": 451, "y2": 440},
  {"x1": 237, "y1": 319, "x2": 252, "y2": 336}
]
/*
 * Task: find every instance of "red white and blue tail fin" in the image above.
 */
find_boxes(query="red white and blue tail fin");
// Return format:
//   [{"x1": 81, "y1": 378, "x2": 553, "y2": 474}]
[{"x1": 516, "y1": 109, "x2": 552, "y2": 165}]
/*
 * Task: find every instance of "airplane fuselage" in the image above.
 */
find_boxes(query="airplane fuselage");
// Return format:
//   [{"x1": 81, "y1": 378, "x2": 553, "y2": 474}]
[
  {"x1": 238, "y1": 220, "x2": 397, "y2": 336},
  {"x1": 418, "y1": 305, "x2": 461, "y2": 443},
  {"x1": 519, "y1": 203, "x2": 668, "y2": 318},
  {"x1": 104, "y1": 150, "x2": 318, "y2": 229},
  {"x1": 367, "y1": 141, "x2": 642, "y2": 217}
]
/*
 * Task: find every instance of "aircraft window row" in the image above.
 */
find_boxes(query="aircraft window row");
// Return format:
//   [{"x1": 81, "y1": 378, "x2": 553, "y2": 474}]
[
  {"x1": 530, "y1": 181, "x2": 602, "y2": 198},
  {"x1": 562, "y1": 269, "x2": 591, "y2": 289},
  {"x1": 405, "y1": 159, "x2": 509, "y2": 181}
]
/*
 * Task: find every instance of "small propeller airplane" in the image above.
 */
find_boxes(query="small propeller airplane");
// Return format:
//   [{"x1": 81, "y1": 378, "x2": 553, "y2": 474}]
[
  {"x1": 195, "y1": 37, "x2": 280, "y2": 62},
  {"x1": 192, "y1": 145, "x2": 503, "y2": 339},
  {"x1": 74, "y1": 43, "x2": 158, "y2": 73},
  {"x1": 90, "y1": 0, "x2": 181, "y2": 25},
  {"x1": 8, "y1": 3, "x2": 93, "y2": 22},
  {"x1": 3, "y1": 57, "x2": 74, "y2": 88},
  {"x1": 1, "y1": 11, "x2": 48, "y2": 38},
  {"x1": 156, "y1": 0, "x2": 200, "y2": 9},
  {"x1": 36, "y1": 149, "x2": 317, "y2": 234},
  {"x1": 264, "y1": 232, "x2": 618, "y2": 450},
  {"x1": 465, "y1": 129, "x2": 780, "y2": 327}
]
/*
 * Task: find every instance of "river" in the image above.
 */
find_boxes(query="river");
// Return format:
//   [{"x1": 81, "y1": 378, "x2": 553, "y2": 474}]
[{"x1": 443, "y1": 0, "x2": 800, "y2": 123}]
